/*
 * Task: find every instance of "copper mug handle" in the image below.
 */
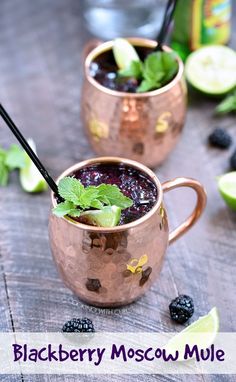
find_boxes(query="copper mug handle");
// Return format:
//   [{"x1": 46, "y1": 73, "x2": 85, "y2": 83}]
[{"x1": 162, "y1": 177, "x2": 207, "y2": 245}]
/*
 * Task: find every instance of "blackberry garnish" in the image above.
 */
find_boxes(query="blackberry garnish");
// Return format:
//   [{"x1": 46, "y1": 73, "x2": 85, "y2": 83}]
[
  {"x1": 62, "y1": 318, "x2": 95, "y2": 333},
  {"x1": 230, "y1": 149, "x2": 236, "y2": 170},
  {"x1": 169, "y1": 295, "x2": 194, "y2": 324},
  {"x1": 208, "y1": 128, "x2": 232, "y2": 149}
]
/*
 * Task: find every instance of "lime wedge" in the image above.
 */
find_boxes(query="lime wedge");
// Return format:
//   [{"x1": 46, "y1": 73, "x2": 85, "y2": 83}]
[
  {"x1": 218, "y1": 171, "x2": 236, "y2": 211},
  {"x1": 80, "y1": 205, "x2": 121, "y2": 227},
  {"x1": 113, "y1": 38, "x2": 140, "y2": 70},
  {"x1": 185, "y1": 46, "x2": 236, "y2": 95},
  {"x1": 20, "y1": 139, "x2": 48, "y2": 193},
  {"x1": 166, "y1": 307, "x2": 219, "y2": 361}
]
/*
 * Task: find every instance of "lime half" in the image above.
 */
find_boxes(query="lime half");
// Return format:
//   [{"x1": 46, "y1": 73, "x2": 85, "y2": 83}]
[
  {"x1": 80, "y1": 205, "x2": 121, "y2": 227},
  {"x1": 185, "y1": 46, "x2": 236, "y2": 95},
  {"x1": 218, "y1": 171, "x2": 236, "y2": 211},
  {"x1": 20, "y1": 139, "x2": 48, "y2": 193},
  {"x1": 166, "y1": 307, "x2": 219, "y2": 361},
  {"x1": 113, "y1": 38, "x2": 140, "y2": 70}
]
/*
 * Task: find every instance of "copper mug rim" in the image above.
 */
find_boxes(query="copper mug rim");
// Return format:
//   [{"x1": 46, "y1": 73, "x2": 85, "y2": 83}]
[
  {"x1": 51, "y1": 156, "x2": 163, "y2": 233},
  {"x1": 84, "y1": 37, "x2": 184, "y2": 98}
]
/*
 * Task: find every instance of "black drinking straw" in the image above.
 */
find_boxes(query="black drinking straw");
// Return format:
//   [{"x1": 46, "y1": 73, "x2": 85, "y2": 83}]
[
  {"x1": 0, "y1": 104, "x2": 59, "y2": 197},
  {"x1": 155, "y1": 0, "x2": 178, "y2": 51}
]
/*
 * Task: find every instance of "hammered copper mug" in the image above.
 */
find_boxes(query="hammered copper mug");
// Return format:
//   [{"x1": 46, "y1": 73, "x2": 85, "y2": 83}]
[
  {"x1": 49, "y1": 157, "x2": 206, "y2": 307},
  {"x1": 81, "y1": 38, "x2": 187, "y2": 168}
]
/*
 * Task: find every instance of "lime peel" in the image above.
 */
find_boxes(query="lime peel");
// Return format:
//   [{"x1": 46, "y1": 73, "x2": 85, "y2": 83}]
[
  {"x1": 113, "y1": 38, "x2": 140, "y2": 70},
  {"x1": 80, "y1": 205, "x2": 121, "y2": 227},
  {"x1": 185, "y1": 46, "x2": 236, "y2": 96},
  {"x1": 165, "y1": 307, "x2": 219, "y2": 361},
  {"x1": 19, "y1": 139, "x2": 48, "y2": 193},
  {"x1": 218, "y1": 171, "x2": 236, "y2": 211}
]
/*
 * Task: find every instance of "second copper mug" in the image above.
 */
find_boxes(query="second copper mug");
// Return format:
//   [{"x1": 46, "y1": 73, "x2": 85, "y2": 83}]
[
  {"x1": 49, "y1": 157, "x2": 206, "y2": 307},
  {"x1": 81, "y1": 38, "x2": 187, "y2": 168}
]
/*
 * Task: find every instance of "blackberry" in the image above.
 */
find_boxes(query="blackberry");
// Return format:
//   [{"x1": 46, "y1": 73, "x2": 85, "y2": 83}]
[
  {"x1": 122, "y1": 78, "x2": 138, "y2": 93},
  {"x1": 115, "y1": 77, "x2": 138, "y2": 93},
  {"x1": 230, "y1": 150, "x2": 236, "y2": 170},
  {"x1": 169, "y1": 295, "x2": 194, "y2": 324},
  {"x1": 208, "y1": 128, "x2": 232, "y2": 149},
  {"x1": 62, "y1": 318, "x2": 95, "y2": 333}
]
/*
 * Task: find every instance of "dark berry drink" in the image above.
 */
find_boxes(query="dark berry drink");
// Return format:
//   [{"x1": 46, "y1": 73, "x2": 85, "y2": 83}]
[
  {"x1": 89, "y1": 46, "x2": 153, "y2": 93},
  {"x1": 71, "y1": 163, "x2": 157, "y2": 225}
]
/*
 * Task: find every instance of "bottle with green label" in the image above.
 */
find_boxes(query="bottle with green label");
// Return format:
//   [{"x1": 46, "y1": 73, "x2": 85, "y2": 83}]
[{"x1": 171, "y1": 0, "x2": 231, "y2": 61}]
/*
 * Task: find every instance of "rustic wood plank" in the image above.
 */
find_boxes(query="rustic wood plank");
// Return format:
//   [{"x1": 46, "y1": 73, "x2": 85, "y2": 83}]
[
  {"x1": 0, "y1": 152, "x2": 23, "y2": 382},
  {"x1": 0, "y1": 0, "x2": 235, "y2": 381}
]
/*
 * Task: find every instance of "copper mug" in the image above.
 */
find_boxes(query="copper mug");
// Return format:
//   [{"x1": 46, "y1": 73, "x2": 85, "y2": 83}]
[
  {"x1": 81, "y1": 38, "x2": 187, "y2": 168},
  {"x1": 49, "y1": 157, "x2": 206, "y2": 307}
]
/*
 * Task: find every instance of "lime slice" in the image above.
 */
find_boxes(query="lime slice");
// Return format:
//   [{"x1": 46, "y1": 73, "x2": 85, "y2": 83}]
[
  {"x1": 80, "y1": 205, "x2": 121, "y2": 227},
  {"x1": 20, "y1": 139, "x2": 48, "y2": 193},
  {"x1": 218, "y1": 171, "x2": 236, "y2": 211},
  {"x1": 113, "y1": 38, "x2": 140, "y2": 70},
  {"x1": 185, "y1": 46, "x2": 236, "y2": 95},
  {"x1": 166, "y1": 307, "x2": 219, "y2": 361}
]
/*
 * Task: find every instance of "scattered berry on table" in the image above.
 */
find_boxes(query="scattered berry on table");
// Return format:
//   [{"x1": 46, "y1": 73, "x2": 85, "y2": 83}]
[
  {"x1": 62, "y1": 318, "x2": 95, "y2": 333},
  {"x1": 169, "y1": 295, "x2": 194, "y2": 324},
  {"x1": 230, "y1": 150, "x2": 236, "y2": 170},
  {"x1": 208, "y1": 128, "x2": 232, "y2": 149}
]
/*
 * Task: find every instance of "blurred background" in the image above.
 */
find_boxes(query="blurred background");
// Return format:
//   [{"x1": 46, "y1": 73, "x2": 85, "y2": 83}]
[{"x1": 82, "y1": 0, "x2": 166, "y2": 39}]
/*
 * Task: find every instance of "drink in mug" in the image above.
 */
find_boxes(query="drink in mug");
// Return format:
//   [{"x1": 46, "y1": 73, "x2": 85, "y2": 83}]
[
  {"x1": 66, "y1": 162, "x2": 157, "y2": 225},
  {"x1": 49, "y1": 157, "x2": 206, "y2": 307},
  {"x1": 81, "y1": 38, "x2": 187, "y2": 168}
]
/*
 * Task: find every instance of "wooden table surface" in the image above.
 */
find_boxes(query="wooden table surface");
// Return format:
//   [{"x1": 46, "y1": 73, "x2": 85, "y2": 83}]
[{"x1": 0, "y1": 1, "x2": 235, "y2": 381}]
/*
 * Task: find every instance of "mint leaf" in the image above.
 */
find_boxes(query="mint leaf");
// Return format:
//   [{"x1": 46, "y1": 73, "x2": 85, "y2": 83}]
[
  {"x1": 97, "y1": 184, "x2": 133, "y2": 209},
  {"x1": 58, "y1": 177, "x2": 84, "y2": 204},
  {"x1": 142, "y1": 52, "x2": 178, "y2": 88},
  {"x1": 143, "y1": 52, "x2": 164, "y2": 82},
  {"x1": 52, "y1": 201, "x2": 76, "y2": 217},
  {"x1": 85, "y1": 184, "x2": 111, "y2": 205},
  {"x1": 78, "y1": 187, "x2": 99, "y2": 209},
  {"x1": 5, "y1": 144, "x2": 26, "y2": 170},
  {"x1": 161, "y1": 52, "x2": 178, "y2": 84},
  {"x1": 90, "y1": 199, "x2": 104, "y2": 209},
  {"x1": 0, "y1": 148, "x2": 7, "y2": 159},
  {"x1": 0, "y1": 161, "x2": 9, "y2": 186},
  {"x1": 137, "y1": 79, "x2": 159, "y2": 93},
  {"x1": 118, "y1": 60, "x2": 143, "y2": 79},
  {"x1": 215, "y1": 90, "x2": 236, "y2": 114}
]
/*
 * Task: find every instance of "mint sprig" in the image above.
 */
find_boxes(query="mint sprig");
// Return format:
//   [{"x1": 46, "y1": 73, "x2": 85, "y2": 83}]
[
  {"x1": 0, "y1": 144, "x2": 26, "y2": 186},
  {"x1": 53, "y1": 176, "x2": 133, "y2": 218},
  {"x1": 215, "y1": 89, "x2": 236, "y2": 115},
  {"x1": 57, "y1": 176, "x2": 85, "y2": 204},
  {"x1": 5, "y1": 144, "x2": 26, "y2": 170},
  {"x1": 115, "y1": 40, "x2": 178, "y2": 93}
]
